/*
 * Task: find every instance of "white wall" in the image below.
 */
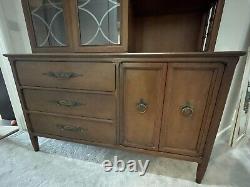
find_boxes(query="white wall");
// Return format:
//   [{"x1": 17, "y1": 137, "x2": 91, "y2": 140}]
[
  {"x1": 215, "y1": 0, "x2": 250, "y2": 51},
  {"x1": 0, "y1": 0, "x2": 31, "y2": 129},
  {"x1": 215, "y1": 0, "x2": 250, "y2": 136}
]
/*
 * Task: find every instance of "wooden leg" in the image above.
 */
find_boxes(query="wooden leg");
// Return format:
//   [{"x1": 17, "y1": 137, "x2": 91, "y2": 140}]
[
  {"x1": 196, "y1": 160, "x2": 209, "y2": 184},
  {"x1": 30, "y1": 135, "x2": 39, "y2": 152}
]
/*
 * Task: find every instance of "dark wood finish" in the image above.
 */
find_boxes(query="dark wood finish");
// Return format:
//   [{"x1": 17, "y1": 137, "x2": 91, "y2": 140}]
[
  {"x1": 159, "y1": 63, "x2": 224, "y2": 156},
  {"x1": 120, "y1": 63, "x2": 166, "y2": 150},
  {"x1": 30, "y1": 135, "x2": 39, "y2": 151},
  {"x1": 132, "y1": 0, "x2": 216, "y2": 16},
  {"x1": 206, "y1": 0, "x2": 225, "y2": 51},
  {"x1": 15, "y1": 61, "x2": 116, "y2": 91},
  {"x1": 23, "y1": 89, "x2": 116, "y2": 119},
  {"x1": 29, "y1": 113, "x2": 116, "y2": 145}
]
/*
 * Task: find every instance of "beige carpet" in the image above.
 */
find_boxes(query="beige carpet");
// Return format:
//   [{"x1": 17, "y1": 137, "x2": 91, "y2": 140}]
[{"x1": 0, "y1": 131, "x2": 249, "y2": 187}]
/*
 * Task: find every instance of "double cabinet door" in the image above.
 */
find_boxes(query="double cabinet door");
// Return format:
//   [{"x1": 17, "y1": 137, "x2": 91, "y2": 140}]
[
  {"x1": 120, "y1": 62, "x2": 224, "y2": 157},
  {"x1": 22, "y1": 0, "x2": 127, "y2": 52}
]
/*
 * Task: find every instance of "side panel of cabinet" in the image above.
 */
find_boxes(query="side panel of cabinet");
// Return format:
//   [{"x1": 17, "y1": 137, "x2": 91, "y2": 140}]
[
  {"x1": 159, "y1": 63, "x2": 224, "y2": 156},
  {"x1": 120, "y1": 63, "x2": 166, "y2": 150}
]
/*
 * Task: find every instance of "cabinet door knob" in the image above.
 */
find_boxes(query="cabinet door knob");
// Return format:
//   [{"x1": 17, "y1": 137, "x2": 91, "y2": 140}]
[
  {"x1": 181, "y1": 103, "x2": 194, "y2": 117},
  {"x1": 136, "y1": 99, "x2": 148, "y2": 114}
]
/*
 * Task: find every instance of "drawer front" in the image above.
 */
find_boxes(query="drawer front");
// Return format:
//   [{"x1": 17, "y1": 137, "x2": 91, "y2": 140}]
[
  {"x1": 159, "y1": 63, "x2": 224, "y2": 156},
  {"x1": 23, "y1": 89, "x2": 115, "y2": 120},
  {"x1": 16, "y1": 62, "x2": 116, "y2": 91},
  {"x1": 120, "y1": 63, "x2": 166, "y2": 150},
  {"x1": 29, "y1": 114, "x2": 116, "y2": 144}
]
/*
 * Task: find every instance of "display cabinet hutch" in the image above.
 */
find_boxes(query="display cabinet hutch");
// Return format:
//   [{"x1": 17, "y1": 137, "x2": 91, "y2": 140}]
[{"x1": 4, "y1": 0, "x2": 245, "y2": 183}]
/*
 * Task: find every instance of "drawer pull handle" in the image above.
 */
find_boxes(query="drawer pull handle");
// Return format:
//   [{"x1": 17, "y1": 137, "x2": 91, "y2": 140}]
[
  {"x1": 56, "y1": 124, "x2": 87, "y2": 134},
  {"x1": 181, "y1": 103, "x2": 194, "y2": 117},
  {"x1": 136, "y1": 99, "x2": 148, "y2": 114},
  {"x1": 55, "y1": 100, "x2": 83, "y2": 107},
  {"x1": 43, "y1": 72, "x2": 82, "y2": 79}
]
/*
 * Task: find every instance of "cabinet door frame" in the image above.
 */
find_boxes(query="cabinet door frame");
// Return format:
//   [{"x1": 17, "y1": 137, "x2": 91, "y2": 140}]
[
  {"x1": 70, "y1": 0, "x2": 128, "y2": 52},
  {"x1": 119, "y1": 62, "x2": 167, "y2": 150},
  {"x1": 21, "y1": 0, "x2": 74, "y2": 53},
  {"x1": 159, "y1": 62, "x2": 224, "y2": 157}
]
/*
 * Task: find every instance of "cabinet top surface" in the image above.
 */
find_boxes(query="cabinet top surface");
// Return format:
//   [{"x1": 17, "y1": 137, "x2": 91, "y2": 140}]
[{"x1": 4, "y1": 52, "x2": 246, "y2": 59}]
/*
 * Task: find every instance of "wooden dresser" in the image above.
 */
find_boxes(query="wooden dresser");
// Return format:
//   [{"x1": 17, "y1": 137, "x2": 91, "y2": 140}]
[{"x1": 4, "y1": 0, "x2": 245, "y2": 183}]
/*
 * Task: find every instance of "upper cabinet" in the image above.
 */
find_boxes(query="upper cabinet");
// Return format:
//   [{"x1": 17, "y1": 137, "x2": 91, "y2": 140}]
[{"x1": 22, "y1": 0, "x2": 224, "y2": 53}]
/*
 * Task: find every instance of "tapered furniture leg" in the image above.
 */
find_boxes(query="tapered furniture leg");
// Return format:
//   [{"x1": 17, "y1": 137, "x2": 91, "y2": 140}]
[
  {"x1": 196, "y1": 161, "x2": 208, "y2": 184},
  {"x1": 30, "y1": 135, "x2": 39, "y2": 152}
]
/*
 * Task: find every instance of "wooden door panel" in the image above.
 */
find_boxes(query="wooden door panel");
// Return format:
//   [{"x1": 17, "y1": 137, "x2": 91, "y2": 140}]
[
  {"x1": 120, "y1": 63, "x2": 166, "y2": 150},
  {"x1": 159, "y1": 63, "x2": 224, "y2": 156}
]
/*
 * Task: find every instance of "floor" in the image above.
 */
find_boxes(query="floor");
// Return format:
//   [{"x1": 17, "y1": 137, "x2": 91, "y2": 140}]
[{"x1": 0, "y1": 131, "x2": 249, "y2": 187}]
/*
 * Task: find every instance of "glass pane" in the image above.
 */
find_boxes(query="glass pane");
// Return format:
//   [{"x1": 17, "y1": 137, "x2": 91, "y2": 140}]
[
  {"x1": 77, "y1": 0, "x2": 120, "y2": 46},
  {"x1": 29, "y1": 0, "x2": 67, "y2": 47}
]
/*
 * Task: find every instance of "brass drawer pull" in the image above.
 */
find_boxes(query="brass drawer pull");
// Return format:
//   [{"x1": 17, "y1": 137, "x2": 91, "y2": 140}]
[
  {"x1": 56, "y1": 124, "x2": 87, "y2": 134},
  {"x1": 54, "y1": 99, "x2": 83, "y2": 107},
  {"x1": 181, "y1": 102, "x2": 194, "y2": 117},
  {"x1": 136, "y1": 98, "x2": 148, "y2": 114},
  {"x1": 43, "y1": 72, "x2": 82, "y2": 79}
]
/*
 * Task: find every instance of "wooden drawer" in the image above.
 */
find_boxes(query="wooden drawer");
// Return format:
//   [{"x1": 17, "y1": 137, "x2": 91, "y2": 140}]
[
  {"x1": 29, "y1": 114, "x2": 116, "y2": 145},
  {"x1": 23, "y1": 89, "x2": 115, "y2": 120},
  {"x1": 16, "y1": 62, "x2": 116, "y2": 91}
]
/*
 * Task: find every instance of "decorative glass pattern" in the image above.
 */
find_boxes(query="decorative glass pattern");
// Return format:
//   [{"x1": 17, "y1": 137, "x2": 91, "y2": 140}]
[
  {"x1": 78, "y1": 0, "x2": 120, "y2": 46},
  {"x1": 29, "y1": 0, "x2": 67, "y2": 47}
]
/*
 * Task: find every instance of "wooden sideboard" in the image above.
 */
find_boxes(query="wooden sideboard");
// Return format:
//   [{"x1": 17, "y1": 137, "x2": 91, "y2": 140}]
[
  {"x1": 5, "y1": 52, "x2": 244, "y2": 183},
  {"x1": 3, "y1": 0, "x2": 246, "y2": 183}
]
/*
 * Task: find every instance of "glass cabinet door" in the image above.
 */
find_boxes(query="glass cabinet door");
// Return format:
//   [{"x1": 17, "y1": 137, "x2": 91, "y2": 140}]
[
  {"x1": 77, "y1": 0, "x2": 121, "y2": 46},
  {"x1": 22, "y1": 0, "x2": 127, "y2": 52},
  {"x1": 27, "y1": 0, "x2": 69, "y2": 48}
]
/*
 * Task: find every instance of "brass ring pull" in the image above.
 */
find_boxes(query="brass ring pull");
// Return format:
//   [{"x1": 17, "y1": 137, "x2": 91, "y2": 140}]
[
  {"x1": 43, "y1": 72, "x2": 82, "y2": 79},
  {"x1": 181, "y1": 103, "x2": 194, "y2": 117},
  {"x1": 136, "y1": 99, "x2": 148, "y2": 114}
]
